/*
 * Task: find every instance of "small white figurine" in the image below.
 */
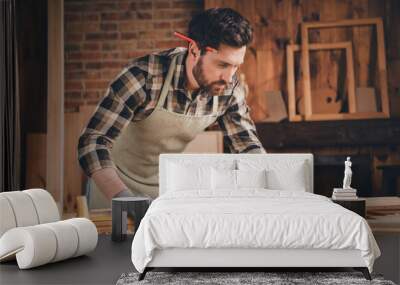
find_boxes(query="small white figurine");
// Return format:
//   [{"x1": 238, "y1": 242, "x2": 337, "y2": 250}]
[{"x1": 342, "y1": 157, "x2": 353, "y2": 189}]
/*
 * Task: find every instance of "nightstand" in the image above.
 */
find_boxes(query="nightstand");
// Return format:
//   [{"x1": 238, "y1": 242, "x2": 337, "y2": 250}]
[
  {"x1": 332, "y1": 198, "x2": 366, "y2": 218},
  {"x1": 111, "y1": 197, "x2": 151, "y2": 242}
]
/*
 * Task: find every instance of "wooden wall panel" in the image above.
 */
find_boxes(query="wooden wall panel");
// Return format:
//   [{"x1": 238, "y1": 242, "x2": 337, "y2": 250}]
[
  {"x1": 16, "y1": 0, "x2": 48, "y2": 189},
  {"x1": 25, "y1": 134, "x2": 47, "y2": 189},
  {"x1": 64, "y1": 111, "x2": 85, "y2": 213},
  {"x1": 63, "y1": 104, "x2": 96, "y2": 213},
  {"x1": 24, "y1": 104, "x2": 97, "y2": 214},
  {"x1": 351, "y1": 0, "x2": 371, "y2": 87},
  {"x1": 47, "y1": 0, "x2": 64, "y2": 209},
  {"x1": 385, "y1": 0, "x2": 400, "y2": 117},
  {"x1": 205, "y1": 0, "x2": 399, "y2": 120}
]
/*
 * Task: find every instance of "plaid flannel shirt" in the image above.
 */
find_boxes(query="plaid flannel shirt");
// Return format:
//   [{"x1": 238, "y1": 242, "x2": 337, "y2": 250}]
[{"x1": 78, "y1": 47, "x2": 266, "y2": 177}]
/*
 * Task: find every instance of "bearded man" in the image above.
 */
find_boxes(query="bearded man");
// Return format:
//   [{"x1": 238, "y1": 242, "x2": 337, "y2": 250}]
[{"x1": 78, "y1": 8, "x2": 266, "y2": 203}]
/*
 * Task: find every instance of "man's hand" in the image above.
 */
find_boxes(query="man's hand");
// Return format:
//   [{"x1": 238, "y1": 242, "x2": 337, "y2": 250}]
[{"x1": 91, "y1": 168, "x2": 128, "y2": 200}]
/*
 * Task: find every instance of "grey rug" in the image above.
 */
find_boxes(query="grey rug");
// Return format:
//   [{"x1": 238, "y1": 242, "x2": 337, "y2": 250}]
[{"x1": 116, "y1": 271, "x2": 396, "y2": 285}]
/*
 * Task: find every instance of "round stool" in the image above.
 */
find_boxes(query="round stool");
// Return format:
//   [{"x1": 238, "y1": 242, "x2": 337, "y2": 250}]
[{"x1": 111, "y1": 197, "x2": 151, "y2": 242}]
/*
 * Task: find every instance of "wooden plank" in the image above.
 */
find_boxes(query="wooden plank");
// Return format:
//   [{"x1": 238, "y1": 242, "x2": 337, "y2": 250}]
[
  {"x1": 332, "y1": 0, "x2": 353, "y2": 42},
  {"x1": 366, "y1": 196, "x2": 400, "y2": 207},
  {"x1": 376, "y1": 18, "x2": 390, "y2": 116},
  {"x1": 47, "y1": 0, "x2": 64, "y2": 210},
  {"x1": 305, "y1": 112, "x2": 388, "y2": 121},
  {"x1": 356, "y1": 87, "x2": 377, "y2": 112},
  {"x1": 242, "y1": 47, "x2": 258, "y2": 120},
  {"x1": 366, "y1": 196, "x2": 400, "y2": 233},
  {"x1": 303, "y1": 17, "x2": 381, "y2": 29},
  {"x1": 345, "y1": 42, "x2": 356, "y2": 113},
  {"x1": 320, "y1": 0, "x2": 338, "y2": 104},
  {"x1": 384, "y1": 0, "x2": 400, "y2": 61},
  {"x1": 254, "y1": 50, "x2": 271, "y2": 121},
  {"x1": 351, "y1": 0, "x2": 370, "y2": 87},
  {"x1": 252, "y1": 0, "x2": 287, "y2": 120},
  {"x1": 388, "y1": 59, "x2": 400, "y2": 117},
  {"x1": 64, "y1": 111, "x2": 84, "y2": 213},
  {"x1": 255, "y1": 119, "x2": 400, "y2": 148},
  {"x1": 64, "y1": 104, "x2": 97, "y2": 213},
  {"x1": 368, "y1": 206, "x2": 400, "y2": 212},
  {"x1": 286, "y1": 44, "x2": 298, "y2": 121},
  {"x1": 301, "y1": 22, "x2": 312, "y2": 119},
  {"x1": 76, "y1": 195, "x2": 90, "y2": 219},
  {"x1": 291, "y1": 42, "x2": 352, "y2": 51},
  {"x1": 284, "y1": 0, "x2": 294, "y2": 43}
]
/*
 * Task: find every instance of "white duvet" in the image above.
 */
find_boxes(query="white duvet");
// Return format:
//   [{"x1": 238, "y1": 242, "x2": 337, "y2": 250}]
[{"x1": 131, "y1": 190, "x2": 380, "y2": 273}]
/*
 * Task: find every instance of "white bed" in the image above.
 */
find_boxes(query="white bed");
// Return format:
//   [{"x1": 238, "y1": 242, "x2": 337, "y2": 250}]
[{"x1": 131, "y1": 154, "x2": 380, "y2": 280}]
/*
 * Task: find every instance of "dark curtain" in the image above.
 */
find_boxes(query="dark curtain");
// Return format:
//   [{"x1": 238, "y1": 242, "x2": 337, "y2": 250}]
[{"x1": 0, "y1": 0, "x2": 20, "y2": 192}]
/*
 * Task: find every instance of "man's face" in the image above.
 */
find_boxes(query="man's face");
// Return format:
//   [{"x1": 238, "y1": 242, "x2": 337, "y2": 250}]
[{"x1": 192, "y1": 44, "x2": 246, "y2": 96}]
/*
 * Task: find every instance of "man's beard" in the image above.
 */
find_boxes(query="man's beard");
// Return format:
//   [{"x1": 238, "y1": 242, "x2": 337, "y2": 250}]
[{"x1": 192, "y1": 57, "x2": 228, "y2": 96}]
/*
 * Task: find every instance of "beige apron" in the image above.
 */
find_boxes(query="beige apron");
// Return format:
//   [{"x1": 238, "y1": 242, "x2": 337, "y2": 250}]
[{"x1": 90, "y1": 54, "x2": 219, "y2": 206}]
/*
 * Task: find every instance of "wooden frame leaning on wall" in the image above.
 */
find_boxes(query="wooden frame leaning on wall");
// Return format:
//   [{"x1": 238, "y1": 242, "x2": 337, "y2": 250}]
[
  {"x1": 295, "y1": 17, "x2": 390, "y2": 121},
  {"x1": 287, "y1": 42, "x2": 356, "y2": 122}
]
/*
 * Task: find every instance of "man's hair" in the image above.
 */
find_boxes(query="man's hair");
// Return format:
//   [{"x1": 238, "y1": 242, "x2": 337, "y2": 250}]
[{"x1": 188, "y1": 8, "x2": 253, "y2": 52}]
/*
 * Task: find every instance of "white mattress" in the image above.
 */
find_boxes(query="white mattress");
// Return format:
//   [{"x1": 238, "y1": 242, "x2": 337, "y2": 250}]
[{"x1": 131, "y1": 190, "x2": 380, "y2": 273}]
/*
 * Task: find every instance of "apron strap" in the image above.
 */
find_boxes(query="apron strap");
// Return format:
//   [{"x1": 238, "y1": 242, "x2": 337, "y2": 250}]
[
  {"x1": 156, "y1": 55, "x2": 179, "y2": 109},
  {"x1": 212, "y1": 95, "x2": 219, "y2": 114}
]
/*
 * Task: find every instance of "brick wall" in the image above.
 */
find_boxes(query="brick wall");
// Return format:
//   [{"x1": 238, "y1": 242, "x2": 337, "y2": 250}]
[{"x1": 64, "y1": 0, "x2": 203, "y2": 111}]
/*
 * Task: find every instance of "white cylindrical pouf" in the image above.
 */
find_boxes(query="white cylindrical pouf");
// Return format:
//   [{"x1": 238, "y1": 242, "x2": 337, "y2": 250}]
[
  {"x1": 23, "y1": 189, "x2": 60, "y2": 223},
  {"x1": 42, "y1": 221, "x2": 79, "y2": 262},
  {"x1": 0, "y1": 196, "x2": 17, "y2": 237},
  {"x1": 0, "y1": 192, "x2": 39, "y2": 227},
  {"x1": 0, "y1": 226, "x2": 57, "y2": 269},
  {"x1": 64, "y1": 218, "x2": 98, "y2": 257}
]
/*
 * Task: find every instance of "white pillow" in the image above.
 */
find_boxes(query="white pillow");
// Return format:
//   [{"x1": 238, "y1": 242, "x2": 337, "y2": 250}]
[
  {"x1": 211, "y1": 169, "x2": 268, "y2": 190},
  {"x1": 166, "y1": 159, "x2": 236, "y2": 192},
  {"x1": 167, "y1": 162, "x2": 212, "y2": 191},
  {"x1": 237, "y1": 169, "x2": 267, "y2": 188},
  {"x1": 167, "y1": 159, "x2": 236, "y2": 170},
  {"x1": 238, "y1": 159, "x2": 307, "y2": 191},
  {"x1": 211, "y1": 168, "x2": 236, "y2": 190}
]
